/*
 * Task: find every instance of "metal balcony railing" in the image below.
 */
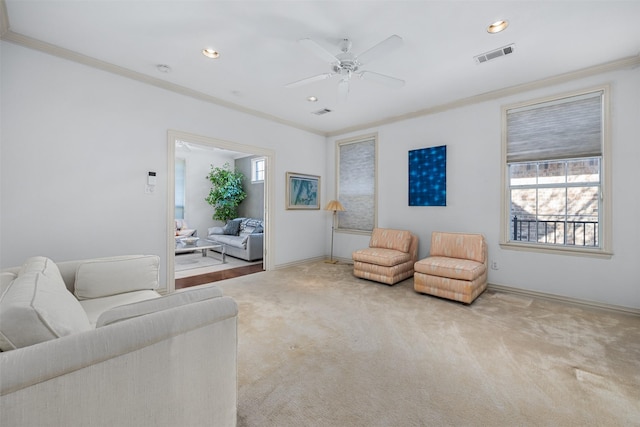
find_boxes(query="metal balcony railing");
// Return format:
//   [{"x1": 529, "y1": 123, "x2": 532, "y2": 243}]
[{"x1": 512, "y1": 216, "x2": 598, "y2": 246}]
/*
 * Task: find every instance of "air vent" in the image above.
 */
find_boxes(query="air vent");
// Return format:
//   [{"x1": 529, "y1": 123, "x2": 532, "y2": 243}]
[
  {"x1": 474, "y1": 44, "x2": 515, "y2": 64},
  {"x1": 312, "y1": 108, "x2": 332, "y2": 116}
]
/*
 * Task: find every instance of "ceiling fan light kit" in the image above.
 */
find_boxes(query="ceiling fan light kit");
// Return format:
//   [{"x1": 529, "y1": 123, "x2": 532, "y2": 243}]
[{"x1": 286, "y1": 34, "x2": 405, "y2": 101}]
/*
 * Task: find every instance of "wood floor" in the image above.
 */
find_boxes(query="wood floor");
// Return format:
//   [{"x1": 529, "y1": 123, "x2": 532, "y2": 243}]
[{"x1": 175, "y1": 262, "x2": 264, "y2": 289}]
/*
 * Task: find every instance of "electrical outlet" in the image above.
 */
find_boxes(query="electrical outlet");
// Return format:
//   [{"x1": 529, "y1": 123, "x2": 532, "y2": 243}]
[{"x1": 490, "y1": 260, "x2": 499, "y2": 270}]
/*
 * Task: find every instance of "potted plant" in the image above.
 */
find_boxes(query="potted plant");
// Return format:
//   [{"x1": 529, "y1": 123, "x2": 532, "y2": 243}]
[{"x1": 205, "y1": 162, "x2": 247, "y2": 222}]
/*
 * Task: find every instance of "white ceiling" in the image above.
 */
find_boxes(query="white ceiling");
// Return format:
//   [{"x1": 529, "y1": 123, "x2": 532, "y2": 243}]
[{"x1": 3, "y1": 1, "x2": 640, "y2": 136}]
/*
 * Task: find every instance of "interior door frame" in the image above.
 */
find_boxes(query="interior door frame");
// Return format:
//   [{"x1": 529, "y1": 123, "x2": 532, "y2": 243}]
[{"x1": 166, "y1": 129, "x2": 275, "y2": 293}]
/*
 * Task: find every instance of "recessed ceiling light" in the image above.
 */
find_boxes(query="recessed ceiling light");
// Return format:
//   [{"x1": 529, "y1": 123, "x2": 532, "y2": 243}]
[
  {"x1": 487, "y1": 20, "x2": 509, "y2": 34},
  {"x1": 307, "y1": 96, "x2": 318, "y2": 102},
  {"x1": 156, "y1": 64, "x2": 171, "y2": 73},
  {"x1": 202, "y1": 48, "x2": 220, "y2": 59}
]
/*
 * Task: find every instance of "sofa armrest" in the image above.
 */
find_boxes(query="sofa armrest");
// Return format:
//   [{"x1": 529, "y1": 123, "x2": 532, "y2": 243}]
[
  {"x1": 245, "y1": 233, "x2": 264, "y2": 261},
  {"x1": 208, "y1": 226, "x2": 225, "y2": 236},
  {"x1": 0, "y1": 295, "x2": 238, "y2": 426}
]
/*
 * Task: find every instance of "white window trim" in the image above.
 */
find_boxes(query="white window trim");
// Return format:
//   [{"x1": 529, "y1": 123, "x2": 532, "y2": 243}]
[
  {"x1": 499, "y1": 85, "x2": 612, "y2": 258},
  {"x1": 251, "y1": 157, "x2": 265, "y2": 184}
]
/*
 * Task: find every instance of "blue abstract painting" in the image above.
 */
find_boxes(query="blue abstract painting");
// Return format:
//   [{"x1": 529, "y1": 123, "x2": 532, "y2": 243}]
[{"x1": 409, "y1": 145, "x2": 447, "y2": 206}]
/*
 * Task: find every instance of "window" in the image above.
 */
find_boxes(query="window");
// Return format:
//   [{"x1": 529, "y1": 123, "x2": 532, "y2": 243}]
[
  {"x1": 501, "y1": 87, "x2": 611, "y2": 255},
  {"x1": 336, "y1": 134, "x2": 377, "y2": 233},
  {"x1": 251, "y1": 157, "x2": 265, "y2": 183},
  {"x1": 175, "y1": 158, "x2": 186, "y2": 219}
]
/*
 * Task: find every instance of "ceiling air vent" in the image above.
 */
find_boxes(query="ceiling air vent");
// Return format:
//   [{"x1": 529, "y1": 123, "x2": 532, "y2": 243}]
[
  {"x1": 312, "y1": 108, "x2": 332, "y2": 116},
  {"x1": 474, "y1": 44, "x2": 515, "y2": 64}
]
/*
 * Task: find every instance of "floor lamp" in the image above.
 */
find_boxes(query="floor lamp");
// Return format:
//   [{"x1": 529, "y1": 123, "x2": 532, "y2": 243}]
[{"x1": 325, "y1": 200, "x2": 345, "y2": 264}]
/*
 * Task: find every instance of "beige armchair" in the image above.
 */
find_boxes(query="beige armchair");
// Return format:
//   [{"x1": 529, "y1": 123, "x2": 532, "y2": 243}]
[
  {"x1": 414, "y1": 231, "x2": 488, "y2": 304},
  {"x1": 352, "y1": 228, "x2": 419, "y2": 285}
]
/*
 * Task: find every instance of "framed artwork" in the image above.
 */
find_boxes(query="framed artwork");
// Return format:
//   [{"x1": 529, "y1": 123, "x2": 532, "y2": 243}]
[
  {"x1": 286, "y1": 172, "x2": 320, "y2": 210},
  {"x1": 409, "y1": 145, "x2": 447, "y2": 206}
]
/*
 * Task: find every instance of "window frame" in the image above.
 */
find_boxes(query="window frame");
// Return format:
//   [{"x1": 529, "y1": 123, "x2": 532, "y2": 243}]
[
  {"x1": 499, "y1": 86, "x2": 612, "y2": 258},
  {"x1": 251, "y1": 157, "x2": 265, "y2": 184}
]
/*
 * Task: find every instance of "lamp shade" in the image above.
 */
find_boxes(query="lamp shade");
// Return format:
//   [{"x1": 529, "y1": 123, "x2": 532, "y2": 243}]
[{"x1": 325, "y1": 200, "x2": 345, "y2": 212}]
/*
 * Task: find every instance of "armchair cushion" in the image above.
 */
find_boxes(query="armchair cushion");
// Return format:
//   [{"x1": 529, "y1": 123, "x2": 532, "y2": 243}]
[
  {"x1": 74, "y1": 255, "x2": 159, "y2": 300},
  {"x1": 414, "y1": 256, "x2": 486, "y2": 281},
  {"x1": 352, "y1": 248, "x2": 412, "y2": 267},
  {"x1": 430, "y1": 231, "x2": 486, "y2": 263},
  {"x1": 369, "y1": 228, "x2": 412, "y2": 253}
]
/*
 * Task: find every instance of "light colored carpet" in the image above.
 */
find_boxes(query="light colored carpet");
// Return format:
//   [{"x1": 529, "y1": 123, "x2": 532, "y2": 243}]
[{"x1": 215, "y1": 261, "x2": 640, "y2": 426}]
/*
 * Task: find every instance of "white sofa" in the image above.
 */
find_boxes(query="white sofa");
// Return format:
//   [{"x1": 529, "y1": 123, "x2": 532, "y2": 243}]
[{"x1": 0, "y1": 255, "x2": 238, "y2": 427}]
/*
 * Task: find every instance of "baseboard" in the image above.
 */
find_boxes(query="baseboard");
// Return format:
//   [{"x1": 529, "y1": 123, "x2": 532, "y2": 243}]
[{"x1": 488, "y1": 283, "x2": 640, "y2": 316}]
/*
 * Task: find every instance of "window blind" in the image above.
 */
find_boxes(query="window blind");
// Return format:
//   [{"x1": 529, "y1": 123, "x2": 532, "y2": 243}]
[
  {"x1": 175, "y1": 158, "x2": 186, "y2": 219},
  {"x1": 338, "y1": 138, "x2": 376, "y2": 232},
  {"x1": 507, "y1": 91, "x2": 603, "y2": 162}
]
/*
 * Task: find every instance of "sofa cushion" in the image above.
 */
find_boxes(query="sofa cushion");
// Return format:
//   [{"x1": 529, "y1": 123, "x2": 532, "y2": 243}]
[
  {"x1": 369, "y1": 228, "x2": 412, "y2": 253},
  {"x1": 79, "y1": 290, "x2": 161, "y2": 326},
  {"x1": 209, "y1": 234, "x2": 247, "y2": 249},
  {"x1": 0, "y1": 272, "x2": 92, "y2": 351},
  {"x1": 74, "y1": 255, "x2": 159, "y2": 300},
  {"x1": 96, "y1": 285, "x2": 223, "y2": 327}
]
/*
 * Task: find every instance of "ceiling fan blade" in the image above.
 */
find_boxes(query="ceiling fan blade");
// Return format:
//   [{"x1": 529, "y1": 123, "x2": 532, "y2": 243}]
[
  {"x1": 359, "y1": 71, "x2": 405, "y2": 88},
  {"x1": 338, "y1": 78, "x2": 349, "y2": 103},
  {"x1": 299, "y1": 38, "x2": 340, "y2": 63},
  {"x1": 285, "y1": 73, "x2": 334, "y2": 88},
  {"x1": 356, "y1": 34, "x2": 403, "y2": 66}
]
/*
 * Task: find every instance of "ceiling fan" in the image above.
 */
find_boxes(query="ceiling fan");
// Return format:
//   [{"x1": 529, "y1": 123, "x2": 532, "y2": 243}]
[{"x1": 285, "y1": 35, "x2": 405, "y2": 102}]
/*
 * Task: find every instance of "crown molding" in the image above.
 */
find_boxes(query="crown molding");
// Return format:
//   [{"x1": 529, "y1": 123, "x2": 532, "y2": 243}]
[
  {"x1": 1, "y1": 10, "x2": 638, "y2": 140},
  {"x1": 0, "y1": 29, "x2": 327, "y2": 137},
  {"x1": 327, "y1": 54, "x2": 640, "y2": 137}
]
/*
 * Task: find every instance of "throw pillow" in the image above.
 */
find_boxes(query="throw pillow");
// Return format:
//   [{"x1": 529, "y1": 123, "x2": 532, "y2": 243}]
[
  {"x1": 0, "y1": 272, "x2": 92, "y2": 351},
  {"x1": 223, "y1": 219, "x2": 242, "y2": 235},
  {"x1": 19, "y1": 256, "x2": 66, "y2": 289}
]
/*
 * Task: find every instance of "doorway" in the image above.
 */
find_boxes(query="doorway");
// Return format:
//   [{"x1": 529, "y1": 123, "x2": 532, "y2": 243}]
[{"x1": 166, "y1": 130, "x2": 275, "y2": 293}]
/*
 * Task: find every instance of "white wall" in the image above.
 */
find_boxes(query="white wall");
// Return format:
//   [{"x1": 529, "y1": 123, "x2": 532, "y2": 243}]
[
  {"x1": 3, "y1": 41, "x2": 638, "y2": 309},
  {"x1": 327, "y1": 67, "x2": 640, "y2": 310},
  {"x1": 0, "y1": 42, "x2": 327, "y2": 285}
]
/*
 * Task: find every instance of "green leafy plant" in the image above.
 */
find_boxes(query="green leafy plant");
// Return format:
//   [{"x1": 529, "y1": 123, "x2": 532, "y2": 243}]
[{"x1": 205, "y1": 163, "x2": 247, "y2": 222}]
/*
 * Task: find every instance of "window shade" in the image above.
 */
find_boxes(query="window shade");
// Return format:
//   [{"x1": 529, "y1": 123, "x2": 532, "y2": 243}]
[
  {"x1": 507, "y1": 91, "x2": 603, "y2": 162},
  {"x1": 175, "y1": 158, "x2": 186, "y2": 219},
  {"x1": 338, "y1": 138, "x2": 376, "y2": 232}
]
